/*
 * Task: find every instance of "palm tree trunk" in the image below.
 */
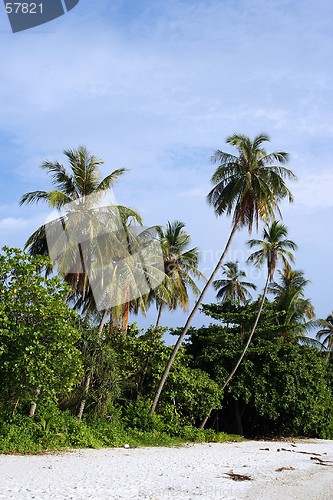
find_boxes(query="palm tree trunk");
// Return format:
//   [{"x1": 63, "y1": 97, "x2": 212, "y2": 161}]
[
  {"x1": 98, "y1": 309, "x2": 109, "y2": 336},
  {"x1": 155, "y1": 304, "x2": 163, "y2": 327},
  {"x1": 120, "y1": 287, "x2": 131, "y2": 334},
  {"x1": 149, "y1": 223, "x2": 239, "y2": 416},
  {"x1": 77, "y1": 374, "x2": 91, "y2": 421},
  {"x1": 220, "y1": 272, "x2": 270, "y2": 392},
  {"x1": 29, "y1": 387, "x2": 41, "y2": 418},
  {"x1": 199, "y1": 413, "x2": 210, "y2": 429},
  {"x1": 326, "y1": 338, "x2": 333, "y2": 362},
  {"x1": 12, "y1": 397, "x2": 20, "y2": 417}
]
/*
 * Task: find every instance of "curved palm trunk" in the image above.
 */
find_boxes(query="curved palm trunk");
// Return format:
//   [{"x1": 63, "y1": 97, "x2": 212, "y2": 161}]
[
  {"x1": 326, "y1": 338, "x2": 333, "y2": 362},
  {"x1": 155, "y1": 304, "x2": 163, "y2": 327},
  {"x1": 77, "y1": 373, "x2": 91, "y2": 421},
  {"x1": 98, "y1": 308, "x2": 109, "y2": 336},
  {"x1": 199, "y1": 272, "x2": 270, "y2": 429},
  {"x1": 78, "y1": 242, "x2": 87, "y2": 299},
  {"x1": 199, "y1": 412, "x2": 210, "y2": 429},
  {"x1": 221, "y1": 272, "x2": 270, "y2": 390},
  {"x1": 149, "y1": 223, "x2": 239, "y2": 416}
]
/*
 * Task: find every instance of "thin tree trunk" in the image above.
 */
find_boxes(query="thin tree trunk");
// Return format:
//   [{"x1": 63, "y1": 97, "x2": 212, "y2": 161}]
[
  {"x1": 77, "y1": 374, "x2": 91, "y2": 421},
  {"x1": 199, "y1": 412, "x2": 210, "y2": 429},
  {"x1": 98, "y1": 309, "x2": 109, "y2": 336},
  {"x1": 29, "y1": 387, "x2": 41, "y2": 418},
  {"x1": 149, "y1": 223, "x2": 239, "y2": 416},
  {"x1": 326, "y1": 338, "x2": 333, "y2": 362},
  {"x1": 155, "y1": 304, "x2": 163, "y2": 327},
  {"x1": 12, "y1": 397, "x2": 20, "y2": 417},
  {"x1": 137, "y1": 356, "x2": 151, "y2": 397},
  {"x1": 220, "y1": 272, "x2": 270, "y2": 392}
]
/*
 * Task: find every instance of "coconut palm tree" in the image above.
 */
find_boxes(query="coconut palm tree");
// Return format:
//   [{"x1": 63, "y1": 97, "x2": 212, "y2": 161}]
[
  {"x1": 218, "y1": 221, "x2": 296, "y2": 385},
  {"x1": 213, "y1": 261, "x2": 256, "y2": 305},
  {"x1": 199, "y1": 220, "x2": 297, "y2": 428},
  {"x1": 315, "y1": 313, "x2": 333, "y2": 361},
  {"x1": 20, "y1": 146, "x2": 128, "y2": 299},
  {"x1": 219, "y1": 221, "x2": 296, "y2": 388},
  {"x1": 269, "y1": 264, "x2": 315, "y2": 342},
  {"x1": 150, "y1": 133, "x2": 296, "y2": 415},
  {"x1": 154, "y1": 221, "x2": 205, "y2": 326},
  {"x1": 68, "y1": 209, "x2": 157, "y2": 335}
]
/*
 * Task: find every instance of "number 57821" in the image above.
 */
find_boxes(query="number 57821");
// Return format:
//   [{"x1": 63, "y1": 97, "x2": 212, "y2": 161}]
[{"x1": 5, "y1": 3, "x2": 43, "y2": 14}]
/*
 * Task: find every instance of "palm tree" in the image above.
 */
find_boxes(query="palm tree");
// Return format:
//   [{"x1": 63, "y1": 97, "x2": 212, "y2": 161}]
[
  {"x1": 154, "y1": 221, "x2": 205, "y2": 326},
  {"x1": 219, "y1": 221, "x2": 296, "y2": 386},
  {"x1": 68, "y1": 208, "x2": 155, "y2": 335},
  {"x1": 150, "y1": 133, "x2": 296, "y2": 415},
  {"x1": 269, "y1": 264, "x2": 315, "y2": 342},
  {"x1": 20, "y1": 146, "x2": 128, "y2": 299},
  {"x1": 315, "y1": 313, "x2": 333, "y2": 361},
  {"x1": 199, "y1": 220, "x2": 297, "y2": 428},
  {"x1": 222, "y1": 222, "x2": 296, "y2": 380},
  {"x1": 213, "y1": 261, "x2": 256, "y2": 305},
  {"x1": 20, "y1": 147, "x2": 160, "y2": 330}
]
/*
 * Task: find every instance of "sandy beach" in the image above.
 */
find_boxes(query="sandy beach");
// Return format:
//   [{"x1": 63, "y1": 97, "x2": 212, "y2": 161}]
[{"x1": 0, "y1": 439, "x2": 332, "y2": 499}]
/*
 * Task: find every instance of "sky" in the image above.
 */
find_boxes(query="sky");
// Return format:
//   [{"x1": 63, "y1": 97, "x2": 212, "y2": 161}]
[{"x1": 0, "y1": 0, "x2": 332, "y2": 333}]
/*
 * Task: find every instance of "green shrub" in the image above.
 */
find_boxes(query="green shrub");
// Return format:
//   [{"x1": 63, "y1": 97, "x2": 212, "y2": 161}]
[{"x1": 0, "y1": 414, "x2": 41, "y2": 453}]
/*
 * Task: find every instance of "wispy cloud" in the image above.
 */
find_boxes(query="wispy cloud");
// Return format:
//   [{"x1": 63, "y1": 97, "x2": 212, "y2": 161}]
[
  {"x1": 0, "y1": 217, "x2": 26, "y2": 231},
  {"x1": 293, "y1": 172, "x2": 333, "y2": 208}
]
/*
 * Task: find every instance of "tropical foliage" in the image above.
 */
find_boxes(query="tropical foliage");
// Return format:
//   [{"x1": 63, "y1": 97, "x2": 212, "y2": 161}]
[
  {"x1": 0, "y1": 134, "x2": 332, "y2": 452},
  {"x1": 315, "y1": 313, "x2": 333, "y2": 360},
  {"x1": 154, "y1": 220, "x2": 204, "y2": 326},
  {"x1": 213, "y1": 261, "x2": 256, "y2": 305},
  {"x1": 150, "y1": 133, "x2": 296, "y2": 415},
  {"x1": 0, "y1": 248, "x2": 82, "y2": 418},
  {"x1": 20, "y1": 146, "x2": 127, "y2": 295}
]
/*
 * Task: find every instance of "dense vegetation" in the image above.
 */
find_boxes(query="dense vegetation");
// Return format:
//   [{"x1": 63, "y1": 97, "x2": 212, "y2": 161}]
[{"x1": 0, "y1": 136, "x2": 332, "y2": 452}]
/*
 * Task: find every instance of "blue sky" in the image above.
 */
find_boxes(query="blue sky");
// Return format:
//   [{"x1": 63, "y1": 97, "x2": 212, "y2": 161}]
[{"x1": 0, "y1": 0, "x2": 332, "y2": 331}]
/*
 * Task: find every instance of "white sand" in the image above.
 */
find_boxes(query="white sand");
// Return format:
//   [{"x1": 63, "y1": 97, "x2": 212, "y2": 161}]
[{"x1": 0, "y1": 439, "x2": 332, "y2": 499}]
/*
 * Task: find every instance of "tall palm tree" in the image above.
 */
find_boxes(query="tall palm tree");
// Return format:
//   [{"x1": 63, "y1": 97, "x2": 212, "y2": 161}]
[
  {"x1": 199, "y1": 220, "x2": 297, "y2": 428},
  {"x1": 154, "y1": 221, "x2": 205, "y2": 326},
  {"x1": 220, "y1": 221, "x2": 296, "y2": 387},
  {"x1": 269, "y1": 264, "x2": 315, "y2": 342},
  {"x1": 150, "y1": 133, "x2": 296, "y2": 415},
  {"x1": 213, "y1": 261, "x2": 256, "y2": 305},
  {"x1": 20, "y1": 146, "x2": 128, "y2": 299},
  {"x1": 315, "y1": 313, "x2": 333, "y2": 361}
]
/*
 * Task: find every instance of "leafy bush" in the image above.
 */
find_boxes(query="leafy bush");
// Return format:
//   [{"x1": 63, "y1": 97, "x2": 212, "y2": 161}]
[
  {"x1": 0, "y1": 414, "x2": 41, "y2": 453},
  {"x1": 0, "y1": 248, "x2": 83, "y2": 415}
]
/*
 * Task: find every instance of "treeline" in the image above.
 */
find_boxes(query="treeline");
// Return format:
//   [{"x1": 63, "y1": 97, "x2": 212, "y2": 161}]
[
  {"x1": 0, "y1": 247, "x2": 332, "y2": 452},
  {"x1": 0, "y1": 134, "x2": 332, "y2": 451}
]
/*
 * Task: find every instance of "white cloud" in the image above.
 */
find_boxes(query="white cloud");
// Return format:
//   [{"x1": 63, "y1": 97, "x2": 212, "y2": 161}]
[
  {"x1": 293, "y1": 172, "x2": 333, "y2": 208},
  {"x1": 0, "y1": 217, "x2": 26, "y2": 230}
]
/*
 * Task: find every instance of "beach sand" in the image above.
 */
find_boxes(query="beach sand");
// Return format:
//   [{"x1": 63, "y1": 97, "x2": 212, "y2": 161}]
[{"x1": 0, "y1": 439, "x2": 332, "y2": 499}]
